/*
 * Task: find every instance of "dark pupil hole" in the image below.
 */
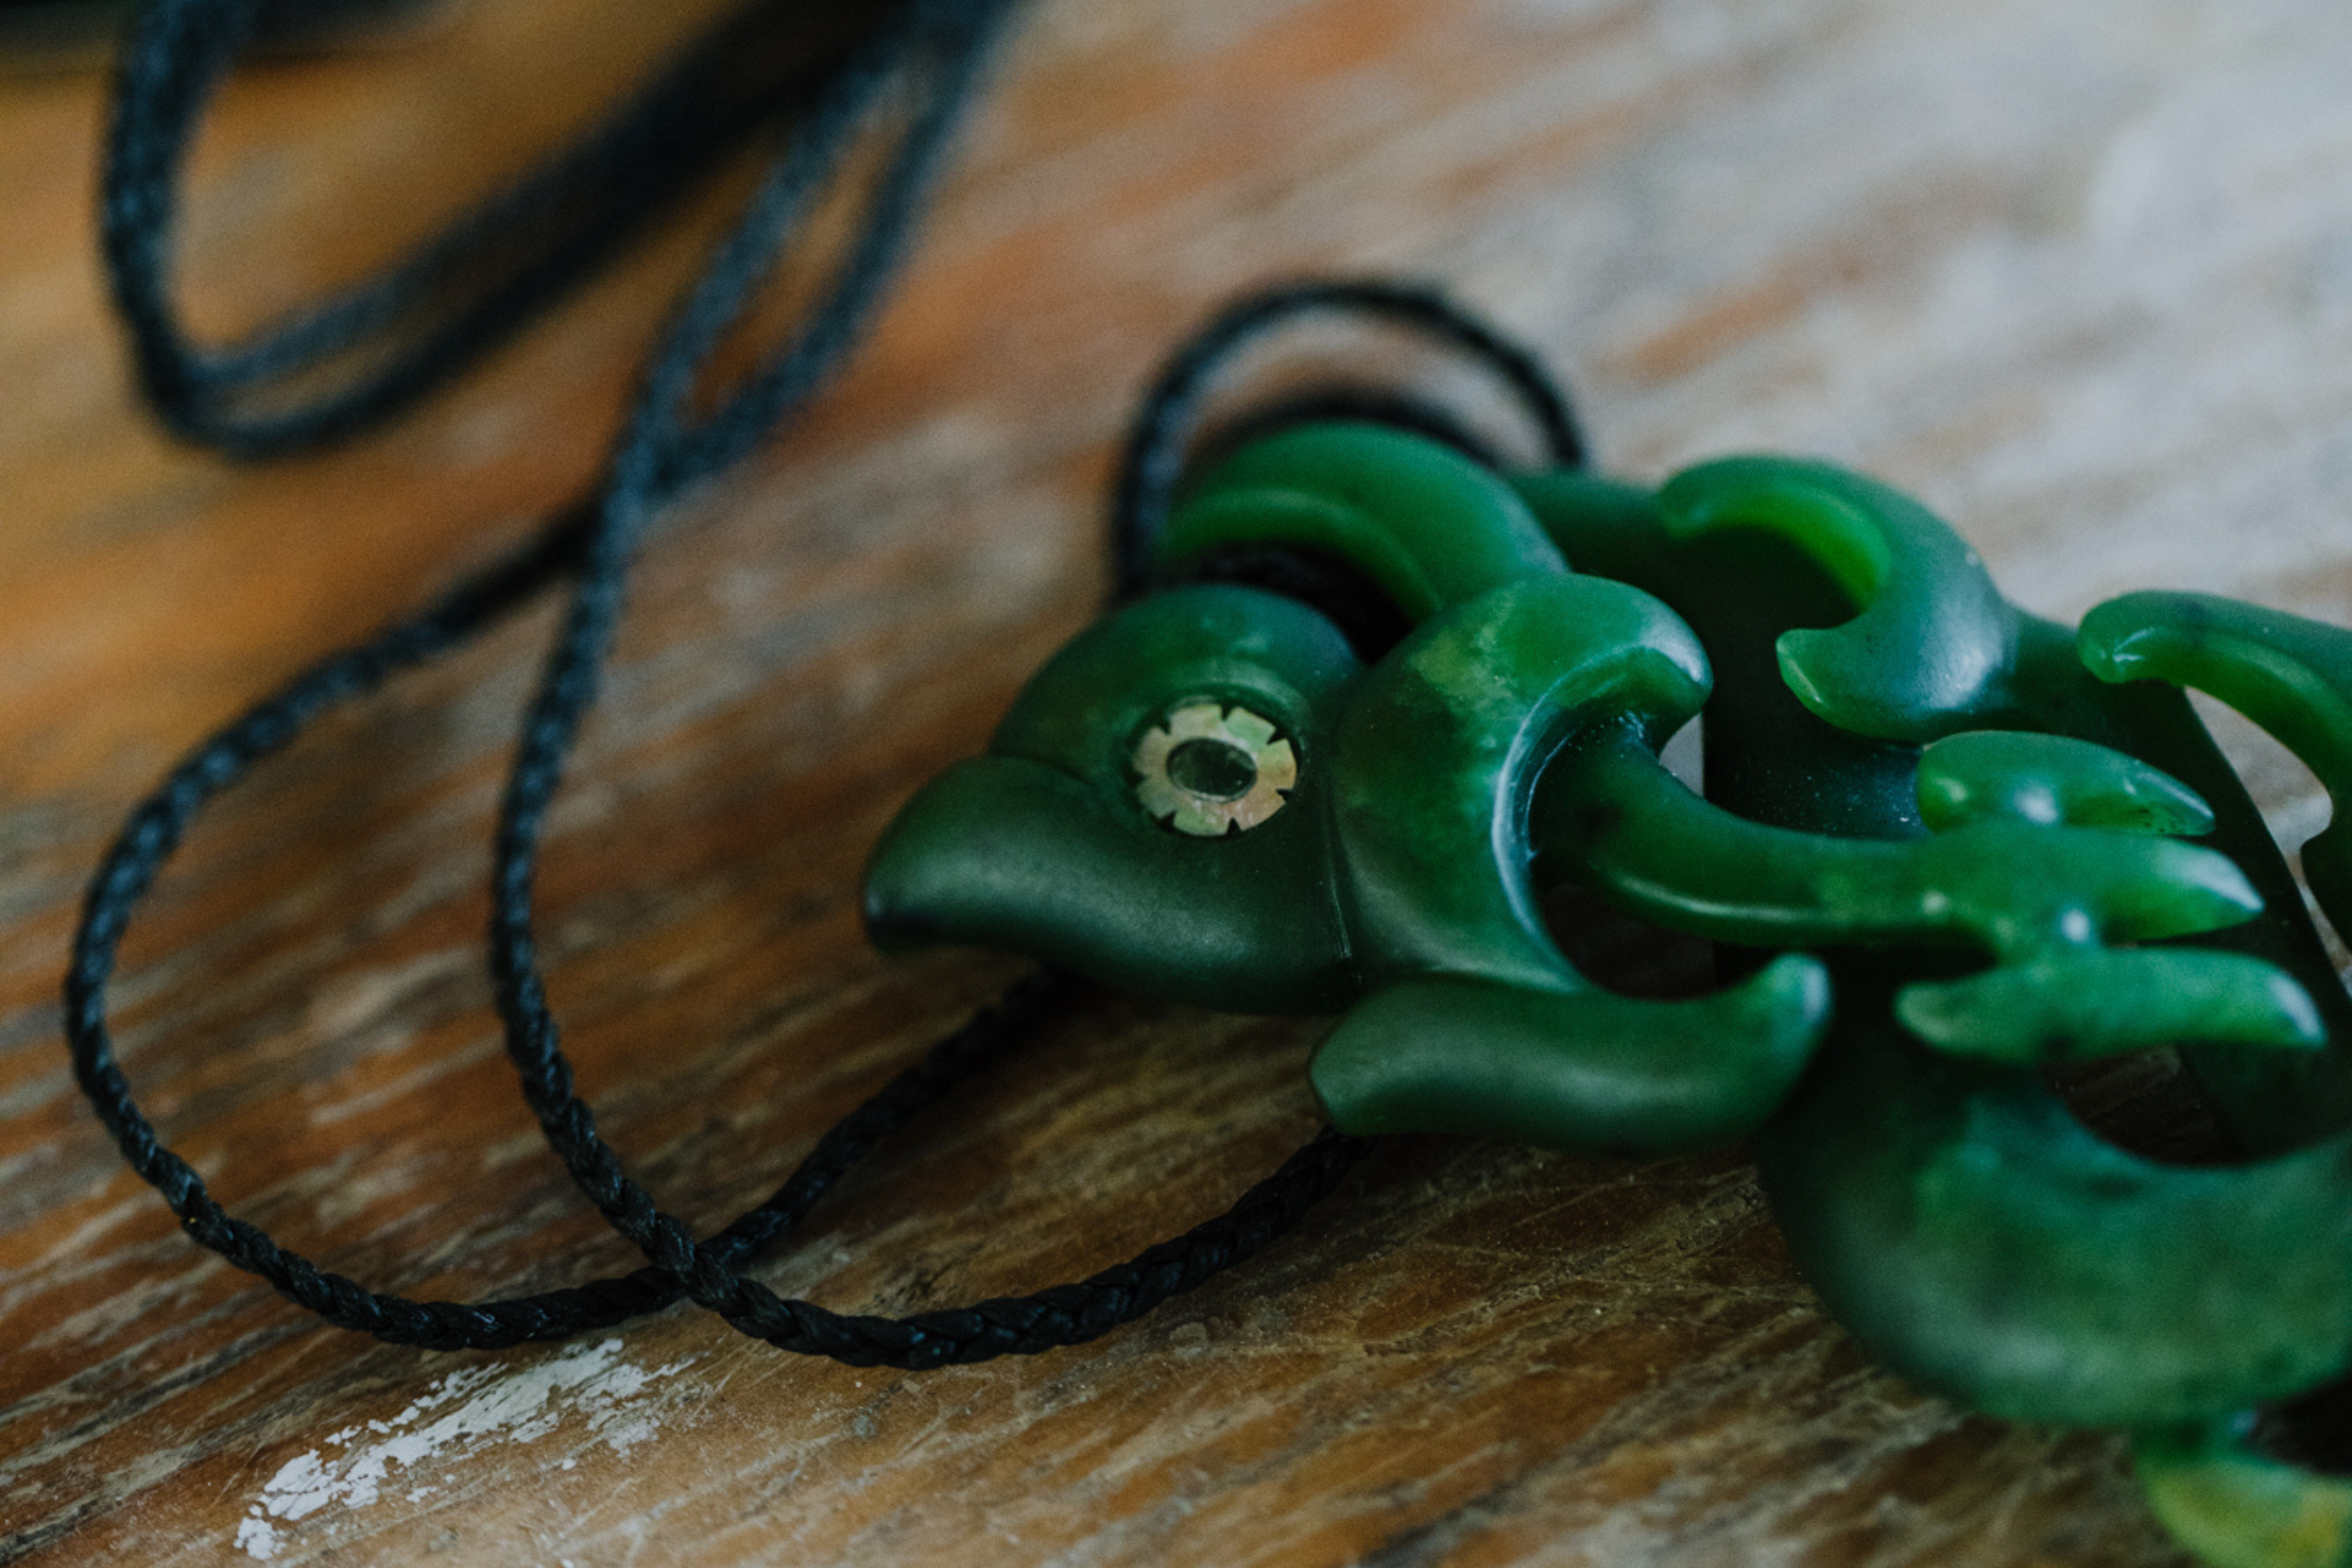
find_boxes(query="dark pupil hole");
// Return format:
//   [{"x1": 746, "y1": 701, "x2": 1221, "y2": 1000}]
[{"x1": 1167, "y1": 738, "x2": 1259, "y2": 802}]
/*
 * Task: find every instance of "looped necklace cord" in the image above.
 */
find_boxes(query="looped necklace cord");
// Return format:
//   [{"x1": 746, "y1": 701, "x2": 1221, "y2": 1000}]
[{"x1": 66, "y1": 0, "x2": 1574, "y2": 1362}]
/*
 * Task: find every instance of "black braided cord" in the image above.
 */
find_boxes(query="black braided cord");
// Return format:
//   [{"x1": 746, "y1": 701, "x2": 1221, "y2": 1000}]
[
  {"x1": 468, "y1": 0, "x2": 1380, "y2": 1367},
  {"x1": 65, "y1": 0, "x2": 1403, "y2": 1361},
  {"x1": 103, "y1": 0, "x2": 913, "y2": 455}
]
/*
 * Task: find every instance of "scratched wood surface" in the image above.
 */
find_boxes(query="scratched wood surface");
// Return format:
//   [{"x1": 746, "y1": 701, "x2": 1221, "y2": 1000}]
[{"x1": 3, "y1": 1, "x2": 2351, "y2": 1563}]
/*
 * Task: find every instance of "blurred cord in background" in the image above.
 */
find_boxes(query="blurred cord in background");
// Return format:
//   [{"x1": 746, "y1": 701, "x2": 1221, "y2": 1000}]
[{"x1": 0, "y1": 0, "x2": 452, "y2": 71}]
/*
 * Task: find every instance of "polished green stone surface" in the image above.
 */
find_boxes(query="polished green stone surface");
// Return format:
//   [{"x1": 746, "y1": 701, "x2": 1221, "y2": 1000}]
[
  {"x1": 2137, "y1": 1425, "x2": 2352, "y2": 1568},
  {"x1": 863, "y1": 420, "x2": 2352, "y2": 1567}
]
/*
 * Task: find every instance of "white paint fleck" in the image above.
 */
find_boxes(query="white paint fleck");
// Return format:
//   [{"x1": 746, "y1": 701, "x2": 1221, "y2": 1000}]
[
  {"x1": 236, "y1": 1339, "x2": 692, "y2": 1560},
  {"x1": 236, "y1": 1514, "x2": 280, "y2": 1560}
]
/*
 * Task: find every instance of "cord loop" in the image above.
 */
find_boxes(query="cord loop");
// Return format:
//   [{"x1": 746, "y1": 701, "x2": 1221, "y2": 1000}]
[{"x1": 57, "y1": 4, "x2": 1629, "y2": 1364}]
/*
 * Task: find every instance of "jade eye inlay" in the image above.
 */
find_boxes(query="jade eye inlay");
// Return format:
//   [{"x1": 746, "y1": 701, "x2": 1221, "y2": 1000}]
[{"x1": 1132, "y1": 700, "x2": 1298, "y2": 836}]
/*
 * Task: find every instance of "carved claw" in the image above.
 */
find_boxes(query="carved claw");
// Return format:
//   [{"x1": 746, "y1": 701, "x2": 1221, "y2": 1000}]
[
  {"x1": 1656, "y1": 457, "x2": 2021, "y2": 741},
  {"x1": 1157, "y1": 421, "x2": 1568, "y2": 618},
  {"x1": 2082, "y1": 590, "x2": 2352, "y2": 947},
  {"x1": 1539, "y1": 722, "x2": 2313, "y2": 1065},
  {"x1": 2133, "y1": 1423, "x2": 2352, "y2": 1568},
  {"x1": 1317, "y1": 573, "x2": 1832, "y2": 1151},
  {"x1": 1915, "y1": 728, "x2": 2216, "y2": 835},
  {"x1": 1310, "y1": 961, "x2": 1828, "y2": 1153},
  {"x1": 1759, "y1": 1019, "x2": 2352, "y2": 1427},
  {"x1": 1894, "y1": 950, "x2": 2324, "y2": 1064}
]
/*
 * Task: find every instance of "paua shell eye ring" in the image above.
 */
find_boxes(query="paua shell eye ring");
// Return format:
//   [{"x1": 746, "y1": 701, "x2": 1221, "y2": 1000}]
[{"x1": 1132, "y1": 701, "x2": 1298, "y2": 836}]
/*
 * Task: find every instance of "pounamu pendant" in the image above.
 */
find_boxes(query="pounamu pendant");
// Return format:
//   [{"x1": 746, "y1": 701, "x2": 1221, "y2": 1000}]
[{"x1": 862, "y1": 419, "x2": 2352, "y2": 1567}]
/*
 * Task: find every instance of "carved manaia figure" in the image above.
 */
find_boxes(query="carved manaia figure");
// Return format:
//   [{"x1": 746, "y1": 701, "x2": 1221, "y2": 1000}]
[{"x1": 864, "y1": 421, "x2": 2352, "y2": 1566}]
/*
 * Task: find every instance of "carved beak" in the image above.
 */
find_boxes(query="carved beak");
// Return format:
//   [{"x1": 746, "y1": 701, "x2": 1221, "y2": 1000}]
[{"x1": 862, "y1": 755, "x2": 1355, "y2": 1015}]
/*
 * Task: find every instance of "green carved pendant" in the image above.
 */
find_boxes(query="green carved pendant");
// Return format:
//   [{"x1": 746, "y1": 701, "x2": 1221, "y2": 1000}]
[{"x1": 862, "y1": 419, "x2": 2352, "y2": 1566}]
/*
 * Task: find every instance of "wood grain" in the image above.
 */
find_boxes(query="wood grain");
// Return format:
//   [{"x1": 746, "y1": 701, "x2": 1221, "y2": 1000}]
[{"x1": 2, "y1": 0, "x2": 2350, "y2": 1563}]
